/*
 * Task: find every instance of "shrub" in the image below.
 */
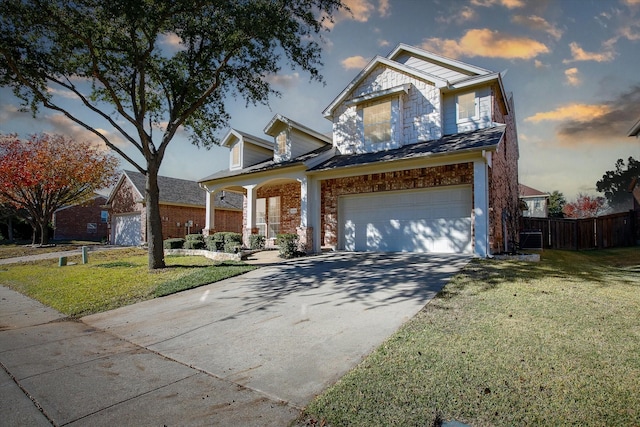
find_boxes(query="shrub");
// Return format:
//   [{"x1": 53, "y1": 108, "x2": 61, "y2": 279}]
[
  {"x1": 207, "y1": 232, "x2": 243, "y2": 253},
  {"x1": 163, "y1": 238, "x2": 185, "y2": 249},
  {"x1": 249, "y1": 234, "x2": 265, "y2": 250},
  {"x1": 276, "y1": 233, "x2": 299, "y2": 259},
  {"x1": 183, "y1": 234, "x2": 205, "y2": 250}
]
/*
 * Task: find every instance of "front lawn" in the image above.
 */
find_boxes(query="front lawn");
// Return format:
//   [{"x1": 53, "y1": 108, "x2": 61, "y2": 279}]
[
  {"x1": 300, "y1": 247, "x2": 640, "y2": 426},
  {"x1": 0, "y1": 248, "x2": 256, "y2": 317}
]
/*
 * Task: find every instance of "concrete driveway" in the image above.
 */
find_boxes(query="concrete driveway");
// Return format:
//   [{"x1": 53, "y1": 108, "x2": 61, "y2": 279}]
[{"x1": 1, "y1": 251, "x2": 469, "y2": 425}]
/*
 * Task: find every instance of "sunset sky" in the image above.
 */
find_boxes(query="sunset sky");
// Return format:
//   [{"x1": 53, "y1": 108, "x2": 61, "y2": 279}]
[{"x1": 1, "y1": 0, "x2": 640, "y2": 202}]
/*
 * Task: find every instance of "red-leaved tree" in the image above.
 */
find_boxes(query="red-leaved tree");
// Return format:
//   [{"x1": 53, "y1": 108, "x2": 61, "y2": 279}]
[
  {"x1": 0, "y1": 134, "x2": 119, "y2": 245},
  {"x1": 563, "y1": 193, "x2": 608, "y2": 219}
]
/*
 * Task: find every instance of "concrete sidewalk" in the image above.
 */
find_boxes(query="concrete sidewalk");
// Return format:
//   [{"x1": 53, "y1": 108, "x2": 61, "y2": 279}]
[{"x1": 1, "y1": 252, "x2": 469, "y2": 425}]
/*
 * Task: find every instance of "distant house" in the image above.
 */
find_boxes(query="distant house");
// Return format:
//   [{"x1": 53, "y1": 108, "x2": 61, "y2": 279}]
[
  {"x1": 519, "y1": 184, "x2": 549, "y2": 218},
  {"x1": 53, "y1": 194, "x2": 109, "y2": 241},
  {"x1": 106, "y1": 170, "x2": 243, "y2": 246}
]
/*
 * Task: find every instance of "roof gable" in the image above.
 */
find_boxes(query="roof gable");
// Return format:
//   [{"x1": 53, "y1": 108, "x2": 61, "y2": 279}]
[
  {"x1": 221, "y1": 128, "x2": 273, "y2": 150},
  {"x1": 109, "y1": 170, "x2": 205, "y2": 207},
  {"x1": 264, "y1": 114, "x2": 332, "y2": 143}
]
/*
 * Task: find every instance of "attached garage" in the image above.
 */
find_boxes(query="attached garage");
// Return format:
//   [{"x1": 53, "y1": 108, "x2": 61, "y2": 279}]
[
  {"x1": 338, "y1": 185, "x2": 472, "y2": 254},
  {"x1": 112, "y1": 213, "x2": 141, "y2": 246}
]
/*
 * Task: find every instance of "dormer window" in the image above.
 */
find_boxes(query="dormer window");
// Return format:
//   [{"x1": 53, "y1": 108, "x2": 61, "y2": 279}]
[
  {"x1": 364, "y1": 101, "x2": 392, "y2": 144},
  {"x1": 457, "y1": 91, "x2": 478, "y2": 122},
  {"x1": 231, "y1": 143, "x2": 241, "y2": 168},
  {"x1": 276, "y1": 131, "x2": 287, "y2": 155}
]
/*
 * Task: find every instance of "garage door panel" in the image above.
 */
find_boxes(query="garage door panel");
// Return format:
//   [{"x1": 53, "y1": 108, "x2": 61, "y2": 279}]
[
  {"x1": 113, "y1": 213, "x2": 141, "y2": 246},
  {"x1": 339, "y1": 186, "x2": 472, "y2": 254}
]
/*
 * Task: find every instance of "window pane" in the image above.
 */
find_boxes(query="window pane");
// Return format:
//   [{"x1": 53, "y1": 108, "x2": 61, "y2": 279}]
[
  {"x1": 277, "y1": 132, "x2": 287, "y2": 154},
  {"x1": 256, "y1": 198, "x2": 266, "y2": 225},
  {"x1": 364, "y1": 101, "x2": 391, "y2": 144},
  {"x1": 458, "y1": 92, "x2": 476, "y2": 120},
  {"x1": 232, "y1": 144, "x2": 240, "y2": 165},
  {"x1": 101, "y1": 211, "x2": 108, "y2": 223},
  {"x1": 268, "y1": 196, "x2": 280, "y2": 239}
]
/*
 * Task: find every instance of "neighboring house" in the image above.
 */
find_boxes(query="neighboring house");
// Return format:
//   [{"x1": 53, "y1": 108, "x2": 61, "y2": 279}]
[
  {"x1": 199, "y1": 43, "x2": 520, "y2": 256},
  {"x1": 519, "y1": 184, "x2": 549, "y2": 218},
  {"x1": 53, "y1": 194, "x2": 109, "y2": 241},
  {"x1": 106, "y1": 170, "x2": 243, "y2": 246}
]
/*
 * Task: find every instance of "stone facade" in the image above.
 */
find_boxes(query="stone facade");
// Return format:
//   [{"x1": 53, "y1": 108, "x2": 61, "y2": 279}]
[
  {"x1": 53, "y1": 196, "x2": 108, "y2": 241},
  {"x1": 321, "y1": 164, "x2": 474, "y2": 248}
]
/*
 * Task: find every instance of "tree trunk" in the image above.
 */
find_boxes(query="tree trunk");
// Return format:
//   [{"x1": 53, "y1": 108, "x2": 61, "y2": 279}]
[
  {"x1": 145, "y1": 164, "x2": 166, "y2": 269},
  {"x1": 39, "y1": 219, "x2": 50, "y2": 245}
]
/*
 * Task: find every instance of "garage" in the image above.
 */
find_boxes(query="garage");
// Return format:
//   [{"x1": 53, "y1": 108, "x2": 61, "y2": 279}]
[
  {"x1": 112, "y1": 213, "x2": 142, "y2": 246},
  {"x1": 339, "y1": 185, "x2": 472, "y2": 254}
]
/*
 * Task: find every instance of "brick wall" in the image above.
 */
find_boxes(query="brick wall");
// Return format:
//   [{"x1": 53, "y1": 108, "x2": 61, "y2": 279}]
[
  {"x1": 53, "y1": 196, "x2": 108, "y2": 241},
  {"x1": 321, "y1": 164, "x2": 474, "y2": 247},
  {"x1": 489, "y1": 85, "x2": 520, "y2": 253},
  {"x1": 159, "y1": 205, "x2": 206, "y2": 239}
]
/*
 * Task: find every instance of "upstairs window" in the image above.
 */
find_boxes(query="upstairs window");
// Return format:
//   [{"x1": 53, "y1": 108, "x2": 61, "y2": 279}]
[
  {"x1": 363, "y1": 101, "x2": 392, "y2": 144},
  {"x1": 231, "y1": 143, "x2": 241, "y2": 167},
  {"x1": 100, "y1": 211, "x2": 108, "y2": 223},
  {"x1": 457, "y1": 92, "x2": 477, "y2": 122},
  {"x1": 276, "y1": 132, "x2": 287, "y2": 155}
]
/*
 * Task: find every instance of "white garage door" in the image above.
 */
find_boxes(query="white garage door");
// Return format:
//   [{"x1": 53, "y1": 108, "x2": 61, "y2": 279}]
[
  {"x1": 339, "y1": 186, "x2": 472, "y2": 254},
  {"x1": 112, "y1": 213, "x2": 142, "y2": 246}
]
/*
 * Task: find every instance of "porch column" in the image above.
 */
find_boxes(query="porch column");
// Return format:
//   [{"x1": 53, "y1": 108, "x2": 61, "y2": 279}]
[
  {"x1": 203, "y1": 190, "x2": 216, "y2": 236},
  {"x1": 298, "y1": 175, "x2": 320, "y2": 254},
  {"x1": 243, "y1": 184, "x2": 257, "y2": 247},
  {"x1": 473, "y1": 159, "x2": 490, "y2": 257}
]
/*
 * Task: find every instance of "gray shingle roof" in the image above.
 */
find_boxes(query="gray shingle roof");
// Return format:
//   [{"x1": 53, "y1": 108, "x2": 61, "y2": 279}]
[
  {"x1": 123, "y1": 170, "x2": 242, "y2": 210},
  {"x1": 310, "y1": 125, "x2": 506, "y2": 171}
]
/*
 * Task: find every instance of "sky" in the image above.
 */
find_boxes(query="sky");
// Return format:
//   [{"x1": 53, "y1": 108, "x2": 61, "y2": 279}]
[{"x1": 1, "y1": 0, "x2": 640, "y2": 202}]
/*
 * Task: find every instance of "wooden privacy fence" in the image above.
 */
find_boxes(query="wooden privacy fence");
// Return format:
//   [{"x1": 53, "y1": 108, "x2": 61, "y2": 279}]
[{"x1": 521, "y1": 211, "x2": 637, "y2": 250}]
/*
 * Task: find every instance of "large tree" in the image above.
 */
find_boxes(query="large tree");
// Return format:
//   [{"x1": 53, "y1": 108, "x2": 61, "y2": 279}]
[
  {"x1": 596, "y1": 156, "x2": 639, "y2": 211},
  {"x1": 548, "y1": 190, "x2": 566, "y2": 218},
  {"x1": 0, "y1": 0, "x2": 345, "y2": 269},
  {"x1": 0, "y1": 134, "x2": 119, "y2": 245}
]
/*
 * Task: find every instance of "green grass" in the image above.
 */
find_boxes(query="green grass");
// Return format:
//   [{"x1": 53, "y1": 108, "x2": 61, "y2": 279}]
[
  {"x1": 299, "y1": 247, "x2": 640, "y2": 427},
  {"x1": 0, "y1": 241, "x2": 102, "y2": 259},
  {"x1": 0, "y1": 248, "x2": 256, "y2": 317}
]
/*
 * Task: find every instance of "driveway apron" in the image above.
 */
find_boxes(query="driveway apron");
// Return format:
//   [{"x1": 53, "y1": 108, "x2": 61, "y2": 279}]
[{"x1": 2, "y1": 252, "x2": 469, "y2": 425}]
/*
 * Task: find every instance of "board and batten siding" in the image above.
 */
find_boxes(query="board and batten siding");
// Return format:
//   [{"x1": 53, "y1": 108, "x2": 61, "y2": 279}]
[
  {"x1": 289, "y1": 128, "x2": 328, "y2": 158},
  {"x1": 240, "y1": 142, "x2": 272, "y2": 169},
  {"x1": 332, "y1": 64, "x2": 441, "y2": 154},
  {"x1": 442, "y1": 86, "x2": 492, "y2": 135},
  {"x1": 393, "y1": 52, "x2": 473, "y2": 82}
]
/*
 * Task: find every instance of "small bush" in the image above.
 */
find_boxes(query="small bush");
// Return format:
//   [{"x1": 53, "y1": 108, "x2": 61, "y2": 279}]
[
  {"x1": 249, "y1": 234, "x2": 266, "y2": 250},
  {"x1": 207, "y1": 232, "x2": 243, "y2": 253},
  {"x1": 163, "y1": 238, "x2": 185, "y2": 249},
  {"x1": 183, "y1": 234, "x2": 205, "y2": 250},
  {"x1": 276, "y1": 233, "x2": 300, "y2": 259}
]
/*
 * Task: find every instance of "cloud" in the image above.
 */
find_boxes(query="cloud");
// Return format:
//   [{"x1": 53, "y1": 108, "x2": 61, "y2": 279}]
[
  {"x1": 623, "y1": 0, "x2": 640, "y2": 5},
  {"x1": 341, "y1": 55, "x2": 370, "y2": 70},
  {"x1": 264, "y1": 72, "x2": 300, "y2": 89},
  {"x1": 512, "y1": 15, "x2": 563, "y2": 40},
  {"x1": 525, "y1": 104, "x2": 610, "y2": 123},
  {"x1": 343, "y1": 0, "x2": 375, "y2": 22},
  {"x1": 44, "y1": 114, "x2": 128, "y2": 150},
  {"x1": 437, "y1": 6, "x2": 476, "y2": 24},
  {"x1": 420, "y1": 28, "x2": 549, "y2": 60},
  {"x1": 325, "y1": 0, "x2": 389, "y2": 29},
  {"x1": 159, "y1": 33, "x2": 186, "y2": 53},
  {"x1": 534, "y1": 59, "x2": 548, "y2": 68},
  {"x1": 378, "y1": 0, "x2": 391, "y2": 17},
  {"x1": 563, "y1": 42, "x2": 615, "y2": 63},
  {"x1": 378, "y1": 39, "x2": 390, "y2": 47},
  {"x1": 524, "y1": 85, "x2": 640, "y2": 143},
  {"x1": 564, "y1": 68, "x2": 580, "y2": 86},
  {"x1": 470, "y1": 0, "x2": 524, "y2": 9}
]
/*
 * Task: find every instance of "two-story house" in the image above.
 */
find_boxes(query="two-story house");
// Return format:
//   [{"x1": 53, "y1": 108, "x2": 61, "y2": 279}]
[{"x1": 199, "y1": 44, "x2": 520, "y2": 256}]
